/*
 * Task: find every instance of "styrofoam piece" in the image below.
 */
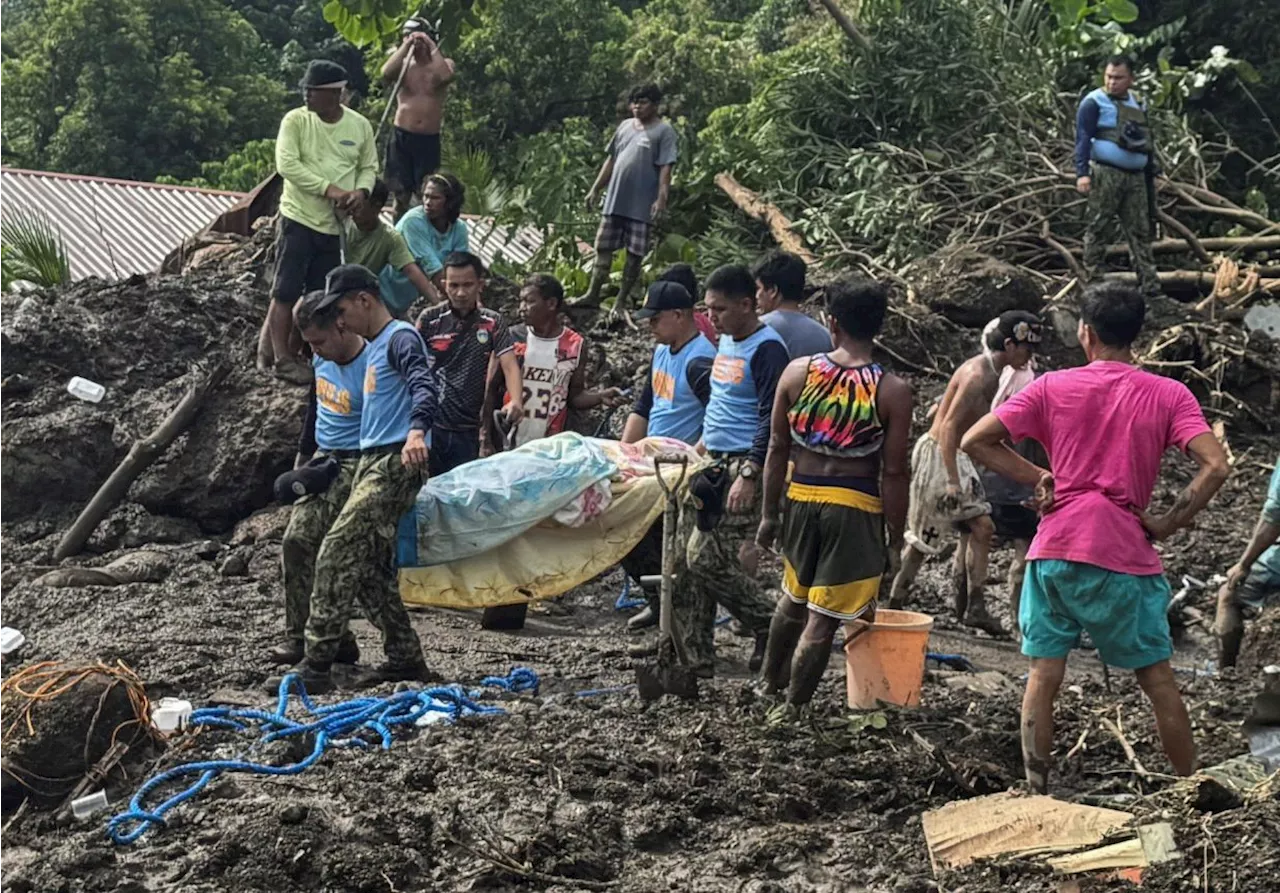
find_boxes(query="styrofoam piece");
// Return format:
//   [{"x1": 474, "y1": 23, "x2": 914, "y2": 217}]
[
  {"x1": 150, "y1": 698, "x2": 193, "y2": 732},
  {"x1": 0, "y1": 627, "x2": 25, "y2": 655},
  {"x1": 67, "y1": 376, "x2": 106, "y2": 403},
  {"x1": 71, "y1": 790, "x2": 109, "y2": 819}
]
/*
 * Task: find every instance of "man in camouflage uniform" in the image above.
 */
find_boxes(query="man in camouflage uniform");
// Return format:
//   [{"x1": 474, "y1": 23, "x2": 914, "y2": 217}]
[
  {"x1": 274, "y1": 265, "x2": 439, "y2": 693},
  {"x1": 270, "y1": 292, "x2": 365, "y2": 666},
  {"x1": 1076, "y1": 54, "x2": 1160, "y2": 297},
  {"x1": 665, "y1": 264, "x2": 789, "y2": 676}
]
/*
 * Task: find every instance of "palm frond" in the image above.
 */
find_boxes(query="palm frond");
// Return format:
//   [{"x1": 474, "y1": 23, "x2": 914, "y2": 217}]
[{"x1": 1, "y1": 208, "x2": 72, "y2": 290}]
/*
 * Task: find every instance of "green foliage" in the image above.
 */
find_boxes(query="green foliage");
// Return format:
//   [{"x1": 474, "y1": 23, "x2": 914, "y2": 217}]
[
  {"x1": 686, "y1": 0, "x2": 1266, "y2": 266},
  {"x1": 451, "y1": 0, "x2": 629, "y2": 150},
  {"x1": 158, "y1": 139, "x2": 277, "y2": 192},
  {"x1": 835, "y1": 711, "x2": 889, "y2": 735},
  {"x1": 1, "y1": 0, "x2": 285, "y2": 182},
  {"x1": 1, "y1": 208, "x2": 71, "y2": 292},
  {"x1": 321, "y1": 0, "x2": 480, "y2": 49},
  {"x1": 623, "y1": 0, "x2": 754, "y2": 128}
]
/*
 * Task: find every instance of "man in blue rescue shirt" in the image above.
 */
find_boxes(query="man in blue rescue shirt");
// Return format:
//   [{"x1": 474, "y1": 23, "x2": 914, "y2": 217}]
[
  {"x1": 670, "y1": 264, "x2": 789, "y2": 676},
  {"x1": 270, "y1": 290, "x2": 368, "y2": 666},
  {"x1": 286, "y1": 264, "x2": 439, "y2": 692}
]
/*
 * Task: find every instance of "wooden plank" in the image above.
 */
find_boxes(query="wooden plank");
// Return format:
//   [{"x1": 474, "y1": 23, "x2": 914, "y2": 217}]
[{"x1": 922, "y1": 792, "x2": 1132, "y2": 873}]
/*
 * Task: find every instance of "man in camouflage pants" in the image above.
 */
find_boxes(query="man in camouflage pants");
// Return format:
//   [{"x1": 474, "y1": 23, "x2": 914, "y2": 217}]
[
  {"x1": 1076, "y1": 54, "x2": 1161, "y2": 298},
  {"x1": 279, "y1": 460, "x2": 361, "y2": 663},
  {"x1": 664, "y1": 264, "x2": 789, "y2": 676},
  {"x1": 274, "y1": 265, "x2": 438, "y2": 693},
  {"x1": 305, "y1": 451, "x2": 425, "y2": 673},
  {"x1": 667, "y1": 458, "x2": 778, "y2": 675},
  {"x1": 271, "y1": 290, "x2": 366, "y2": 666}
]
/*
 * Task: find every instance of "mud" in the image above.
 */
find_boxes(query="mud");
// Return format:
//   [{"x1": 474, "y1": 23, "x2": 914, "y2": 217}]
[{"x1": 3, "y1": 251, "x2": 1278, "y2": 891}]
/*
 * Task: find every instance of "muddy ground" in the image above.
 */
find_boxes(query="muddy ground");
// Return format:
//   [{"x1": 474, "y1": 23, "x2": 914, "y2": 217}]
[{"x1": 2, "y1": 249, "x2": 1278, "y2": 892}]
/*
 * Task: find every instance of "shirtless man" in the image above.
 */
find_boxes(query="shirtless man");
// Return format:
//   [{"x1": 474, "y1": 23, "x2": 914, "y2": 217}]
[
  {"x1": 888, "y1": 311, "x2": 1042, "y2": 634},
  {"x1": 382, "y1": 19, "x2": 455, "y2": 220}
]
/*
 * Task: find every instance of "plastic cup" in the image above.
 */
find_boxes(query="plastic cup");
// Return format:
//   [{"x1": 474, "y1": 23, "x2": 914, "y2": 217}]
[{"x1": 71, "y1": 790, "x2": 109, "y2": 819}]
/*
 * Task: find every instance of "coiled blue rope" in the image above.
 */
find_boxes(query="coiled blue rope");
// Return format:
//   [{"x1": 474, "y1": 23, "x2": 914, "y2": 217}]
[{"x1": 106, "y1": 667, "x2": 538, "y2": 846}]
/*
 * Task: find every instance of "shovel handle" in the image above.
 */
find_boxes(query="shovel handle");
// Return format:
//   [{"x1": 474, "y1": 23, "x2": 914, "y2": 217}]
[{"x1": 653, "y1": 452, "x2": 689, "y2": 497}]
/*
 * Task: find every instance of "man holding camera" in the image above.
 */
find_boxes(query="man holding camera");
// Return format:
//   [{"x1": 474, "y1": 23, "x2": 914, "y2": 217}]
[{"x1": 1075, "y1": 54, "x2": 1161, "y2": 298}]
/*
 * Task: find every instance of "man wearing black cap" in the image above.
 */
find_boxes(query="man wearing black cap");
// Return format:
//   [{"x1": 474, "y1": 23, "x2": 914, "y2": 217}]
[
  {"x1": 623, "y1": 280, "x2": 717, "y2": 445},
  {"x1": 263, "y1": 59, "x2": 378, "y2": 386},
  {"x1": 284, "y1": 264, "x2": 438, "y2": 692},
  {"x1": 888, "y1": 310, "x2": 1044, "y2": 636},
  {"x1": 618, "y1": 279, "x2": 719, "y2": 633},
  {"x1": 269, "y1": 290, "x2": 367, "y2": 667}
]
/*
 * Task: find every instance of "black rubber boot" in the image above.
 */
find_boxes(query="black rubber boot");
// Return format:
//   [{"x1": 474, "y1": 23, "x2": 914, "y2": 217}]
[
  {"x1": 267, "y1": 635, "x2": 359, "y2": 666},
  {"x1": 627, "y1": 601, "x2": 659, "y2": 632},
  {"x1": 353, "y1": 660, "x2": 439, "y2": 688},
  {"x1": 748, "y1": 632, "x2": 769, "y2": 674},
  {"x1": 481, "y1": 603, "x2": 529, "y2": 631},
  {"x1": 265, "y1": 658, "x2": 334, "y2": 695}
]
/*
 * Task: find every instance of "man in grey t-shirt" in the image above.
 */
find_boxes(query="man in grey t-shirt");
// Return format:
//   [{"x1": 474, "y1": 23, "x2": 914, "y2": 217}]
[
  {"x1": 575, "y1": 84, "x2": 677, "y2": 322},
  {"x1": 752, "y1": 251, "x2": 833, "y2": 358}
]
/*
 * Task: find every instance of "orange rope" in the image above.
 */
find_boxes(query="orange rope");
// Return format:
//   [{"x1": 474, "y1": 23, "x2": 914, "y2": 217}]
[{"x1": 1, "y1": 660, "x2": 154, "y2": 744}]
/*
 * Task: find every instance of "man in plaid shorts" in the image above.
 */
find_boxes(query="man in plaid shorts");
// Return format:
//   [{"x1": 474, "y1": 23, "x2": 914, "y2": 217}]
[{"x1": 575, "y1": 84, "x2": 677, "y2": 320}]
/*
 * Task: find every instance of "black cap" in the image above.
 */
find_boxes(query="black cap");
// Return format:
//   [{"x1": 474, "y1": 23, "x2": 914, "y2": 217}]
[
  {"x1": 274, "y1": 457, "x2": 341, "y2": 505},
  {"x1": 634, "y1": 280, "x2": 694, "y2": 319},
  {"x1": 300, "y1": 60, "x2": 348, "y2": 89},
  {"x1": 319, "y1": 264, "x2": 380, "y2": 309},
  {"x1": 996, "y1": 310, "x2": 1043, "y2": 346}
]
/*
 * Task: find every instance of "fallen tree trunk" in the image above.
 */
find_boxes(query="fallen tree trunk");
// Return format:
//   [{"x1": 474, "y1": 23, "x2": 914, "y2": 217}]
[
  {"x1": 714, "y1": 173, "x2": 818, "y2": 265},
  {"x1": 1104, "y1": 235, "x2": 1280, "y2": 257},
  {"x1": 1103, "y1": 271, "x2": 1280, "y2": 295},
  {"x1": 53, "y1": 361, "x2": 233, "y2": 560}
]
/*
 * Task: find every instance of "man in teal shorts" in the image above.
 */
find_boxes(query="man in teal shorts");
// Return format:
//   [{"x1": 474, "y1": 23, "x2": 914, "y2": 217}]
[{"x1": 962, "y1": 282, "x2": 1229, "y2": 792}]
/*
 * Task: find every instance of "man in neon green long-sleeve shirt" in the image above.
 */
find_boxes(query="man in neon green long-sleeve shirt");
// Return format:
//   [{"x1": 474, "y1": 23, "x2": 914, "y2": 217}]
[{"x1": 262, "y1": 60, "x2": 379, "y2": 385}]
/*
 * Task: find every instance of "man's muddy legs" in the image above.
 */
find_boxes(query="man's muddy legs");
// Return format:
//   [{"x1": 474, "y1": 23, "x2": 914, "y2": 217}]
[
  {"x1": 1022, "y1": 656, "x2": 1066, "y2": 793},
  {"x1": 888, "y1": 543, "x2": 925, "y2": 609}
]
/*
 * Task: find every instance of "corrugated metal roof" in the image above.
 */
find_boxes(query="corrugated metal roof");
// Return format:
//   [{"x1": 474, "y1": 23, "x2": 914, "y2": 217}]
[
  {"x1": 463, "y1": 215, "x2": 547, "y2": 268},
  {"x1": 1, "y1": 167, "x2": 243, "y2": 281}
]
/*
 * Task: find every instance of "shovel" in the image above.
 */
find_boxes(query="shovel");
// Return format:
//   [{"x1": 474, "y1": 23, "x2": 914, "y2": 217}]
[{"x1": 636, "y1": 452, "x2": 699, "y2": 702}]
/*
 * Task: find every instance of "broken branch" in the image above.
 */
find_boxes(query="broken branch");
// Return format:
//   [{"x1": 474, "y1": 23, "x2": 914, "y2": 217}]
[
  {"x1": 53, "y1": 361, "x2": 233, "y2": 560},
  {"x1": 714, "y1": 172, "x2": 818, "y2": 265}
]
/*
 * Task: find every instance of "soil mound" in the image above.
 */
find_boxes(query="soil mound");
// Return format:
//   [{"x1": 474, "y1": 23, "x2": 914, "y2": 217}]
[{"x1": 1, "y1": 268, "x2": 302, "y2": 533}]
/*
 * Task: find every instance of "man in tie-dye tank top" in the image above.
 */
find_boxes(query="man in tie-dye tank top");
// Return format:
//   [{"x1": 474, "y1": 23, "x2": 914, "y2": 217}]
[{"x1": 747, "y1": 279, "x2": 913, "y2": 720}]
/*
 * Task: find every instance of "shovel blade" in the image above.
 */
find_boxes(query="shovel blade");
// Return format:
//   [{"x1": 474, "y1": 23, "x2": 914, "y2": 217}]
[{"x1": 635, "y1": 661, "x2": 699, "y2": 702}]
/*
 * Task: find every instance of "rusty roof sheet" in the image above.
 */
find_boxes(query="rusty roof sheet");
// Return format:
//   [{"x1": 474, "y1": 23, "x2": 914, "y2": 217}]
[{"x1": 1, "y1": 167, "x2": 244, "y2": 281}]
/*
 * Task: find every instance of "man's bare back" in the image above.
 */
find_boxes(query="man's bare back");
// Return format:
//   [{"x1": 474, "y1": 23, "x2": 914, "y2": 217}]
[
  {"x1": 929, "y1": 353, "x2": 998, "y2": 443},
  {"x1": 384, "y1": 33, "x2": 454, "y2": 135}
]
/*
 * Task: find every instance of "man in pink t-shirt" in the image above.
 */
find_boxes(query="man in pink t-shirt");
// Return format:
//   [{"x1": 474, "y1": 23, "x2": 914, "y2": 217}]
[{"x1": 962, "y1": 282, "x2": 1229, "y2": 793}]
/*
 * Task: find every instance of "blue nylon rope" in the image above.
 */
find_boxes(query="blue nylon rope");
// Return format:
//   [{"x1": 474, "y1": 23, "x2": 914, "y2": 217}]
[{"x1": 107, "y1": 667, "x2": 538, "y2": 846}]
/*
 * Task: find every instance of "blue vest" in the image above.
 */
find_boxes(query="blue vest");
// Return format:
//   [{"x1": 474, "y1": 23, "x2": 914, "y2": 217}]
[
  {"x1": 648, "y1": 335, "x2": 717, "y2": 444},
  {"x1": 1087, "y1": 88, "x2": 1150, "y2": 172},
  {"x1": 702, "y1": 325, "x2": 785, "y2": 453},
  {"x1": 313, "y1": 347, "x2": 367, "y2": 451},
  {"x1": 360, "y1": 319, "x2": 419, "y2": 450}
]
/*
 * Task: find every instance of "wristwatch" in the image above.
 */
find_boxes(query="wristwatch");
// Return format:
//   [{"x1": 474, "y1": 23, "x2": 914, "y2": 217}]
[{"x1": 739, "y1": 461, "x2": 761, "y2": 481}]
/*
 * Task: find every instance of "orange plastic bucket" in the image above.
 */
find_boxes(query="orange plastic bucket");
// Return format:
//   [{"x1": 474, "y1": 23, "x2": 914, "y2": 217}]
[{"x1": 844, "y1": 608, "x2": 934, "y2": 709}]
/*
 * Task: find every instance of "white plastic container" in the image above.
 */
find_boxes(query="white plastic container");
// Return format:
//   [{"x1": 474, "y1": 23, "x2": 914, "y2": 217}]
[
  {"x1": 0, "y1": 627, "x2": 25, "y2": 655},
  {"x1": 150, "y1": 698, "x2": 193, "y2": 733},
  {"x1": 67, "y1": 376, "x2": 106, "y2": 403},
  {"x1": 71, "y1": 790, "x2": 109, "y2": 820}
]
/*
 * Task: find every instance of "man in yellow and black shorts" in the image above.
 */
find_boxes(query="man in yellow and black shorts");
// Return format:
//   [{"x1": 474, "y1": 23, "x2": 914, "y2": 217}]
[{"x1": 749, "y1": 279, "x2": 913, "y2": 721}]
